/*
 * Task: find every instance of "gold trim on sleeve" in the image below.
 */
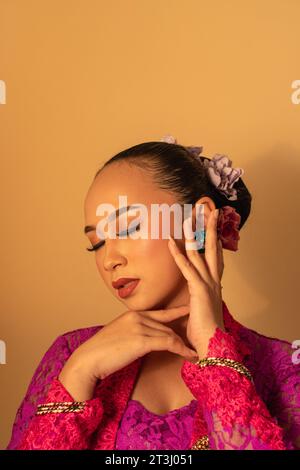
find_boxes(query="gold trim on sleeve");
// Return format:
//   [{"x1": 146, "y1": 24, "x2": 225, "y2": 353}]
[
  {"x1": 36, "y1": 401, "x2": 86, "y2": 415},
  {"x1": 191, "y1": 435, "x2": 210, "y2": 450},
  {"x1": 195, "y1": 357, "x2": 253, "y2": 382}
]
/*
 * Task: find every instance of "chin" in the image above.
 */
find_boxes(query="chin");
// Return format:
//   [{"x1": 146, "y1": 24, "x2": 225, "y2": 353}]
[{"x1": 124, "y1": 295, "x2": 166, "y2": 313}]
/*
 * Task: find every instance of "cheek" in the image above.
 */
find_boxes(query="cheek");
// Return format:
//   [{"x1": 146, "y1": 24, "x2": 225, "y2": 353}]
[
  {"x1": 93, "y1": 236, "x2": 183, "y2": 288},
  {"x1": 137, "y1": 238, "x2": 182, "y2": 279},
  {"x1": 136, "y1": 237, "x2": 168, "y2": 259}
]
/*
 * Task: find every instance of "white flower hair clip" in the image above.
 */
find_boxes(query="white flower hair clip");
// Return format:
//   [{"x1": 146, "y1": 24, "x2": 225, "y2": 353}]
[
  {"x1": 160, "y1": 134, "x2": 244, "y2": 201},
  {"x1": 160, "y1": 134, "x2": 177, "y2": 144},
  {"x1": 160, "y1": 134, "x2": 203, "y2": 159}
]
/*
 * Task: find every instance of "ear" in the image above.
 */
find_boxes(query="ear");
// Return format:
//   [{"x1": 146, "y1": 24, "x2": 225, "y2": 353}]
[{"x1": 191, "y1": 196, "x2": 216, "y2": 232}]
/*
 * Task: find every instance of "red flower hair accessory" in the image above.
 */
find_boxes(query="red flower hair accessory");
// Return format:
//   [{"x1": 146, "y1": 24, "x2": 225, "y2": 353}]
[{"x1": 217, "y1": 206, "x2": 241, "y2": 251}]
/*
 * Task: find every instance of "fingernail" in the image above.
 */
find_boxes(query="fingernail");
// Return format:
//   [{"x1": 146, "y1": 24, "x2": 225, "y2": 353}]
[{"x1": 214, "y1": 209, "x2": 219, "y2": 219}]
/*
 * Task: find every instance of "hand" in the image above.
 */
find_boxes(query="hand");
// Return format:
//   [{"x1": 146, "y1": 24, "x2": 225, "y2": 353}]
[
  {"x1": 168, "y1": 208, "x2": 225, "y2": 359},
  {"x1": 59, "y1": 305, "x2": 198, "y2": 400}
]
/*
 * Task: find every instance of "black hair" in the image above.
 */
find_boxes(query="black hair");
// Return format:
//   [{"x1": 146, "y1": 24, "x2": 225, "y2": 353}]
[{"x1": 94, "y1": 141, "x2": 252, "y2": 230}]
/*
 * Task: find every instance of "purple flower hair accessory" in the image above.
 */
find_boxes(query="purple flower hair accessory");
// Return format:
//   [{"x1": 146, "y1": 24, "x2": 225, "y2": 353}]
[
  {"x1": 160, "y1": 134, "x2": 244, "y2": 201},
  {"x1": 201, "y1": 154, "x2": 244, "y2": 201}
]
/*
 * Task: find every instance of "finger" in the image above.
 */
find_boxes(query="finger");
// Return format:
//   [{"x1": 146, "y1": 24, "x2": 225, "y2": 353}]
[
  {"x1": 183, "y1": 215, "x2": 211, "y2": 284},
  {"x1": 139, "y1": 324, "x2": 173, "y2": 336},
  {"x1": 217, "y1": 238, "x2": 224, "y2": 281},
  {"x1": 165, "y1": 333, "x2": 199, "y2": 357},
  {"x1": 145, "y1": 334, "x2": 198, "y2": 358},
  {"x1": 141, "y1": 318, "x2": 177, "y2": 334},
  {"x1": 205, "y1": 208, "x2": 220, "y2": 283},
  {"x1": 168, "y1": 235, "x2": 203, "y2": 289}
]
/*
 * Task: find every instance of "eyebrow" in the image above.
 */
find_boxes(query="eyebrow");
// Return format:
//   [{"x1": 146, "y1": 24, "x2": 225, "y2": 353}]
[{"x1": 84, "y1": 205, "x2": 140, "y2": 234}]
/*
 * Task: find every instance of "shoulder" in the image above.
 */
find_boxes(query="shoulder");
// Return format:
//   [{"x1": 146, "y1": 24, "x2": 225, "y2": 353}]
[
  {"x1": 224, "y1": 300, "x2": 297, "y2": 379},
  {"x1": 31, "y1": 324, "x2": 106, "y2": 374},
  {"x1": 53, "y1": 324, "x2": 105, "y2": 355},
  {"x1": 239, "y1": 323, "x2": 300, "y2": 386},
  {"x1": 5, "y1": 323, "x2": 106, "y2": 450},
  {"x1": 239, "y1": 325, "x2": 300, "y2": 449},
  {"x1": 240, "y1": 323, "x2": 295, "y2": 358},
  {"x1": 19, "y1": 324, "x2": 106, "y2": 406}
]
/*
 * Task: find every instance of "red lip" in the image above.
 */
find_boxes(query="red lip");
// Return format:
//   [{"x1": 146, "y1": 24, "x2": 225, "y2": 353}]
[
  {"x1": 117, "y1": 279, "x2": 140, "y2": 299},
  {"x1": 112, "y1": 277, "x2": 139, "y2": 289}
]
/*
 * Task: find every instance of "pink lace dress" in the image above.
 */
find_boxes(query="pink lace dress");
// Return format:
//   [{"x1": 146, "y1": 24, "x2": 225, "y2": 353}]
[
  {"x1": 6, "y1": 302, "x2": 300, "y2": 450},
  {"x1": 115, "y1": 398, "x2": 199, "y2": 450}
]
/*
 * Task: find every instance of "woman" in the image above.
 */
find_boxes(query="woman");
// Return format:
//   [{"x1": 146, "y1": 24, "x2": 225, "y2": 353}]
[{"x1": 6, "y1": 135, "x2": 300, "y2": 450}]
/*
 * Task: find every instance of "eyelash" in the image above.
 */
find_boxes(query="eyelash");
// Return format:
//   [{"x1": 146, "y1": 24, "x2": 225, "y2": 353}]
[{"x1": 86, "y1": 223, "x2": 141, "y2": 252}]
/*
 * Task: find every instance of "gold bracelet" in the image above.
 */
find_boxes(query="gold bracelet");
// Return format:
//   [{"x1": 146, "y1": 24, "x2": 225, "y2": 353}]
[
  {"x1": 195, "y1": 357, "x2": 253, "y2": 382},
  {"x1": 36, "y1": 401, "x2": 86, "y2": 415},
  {"x1": 191, "y1": 435, "x2": 210, "y2": 450}
]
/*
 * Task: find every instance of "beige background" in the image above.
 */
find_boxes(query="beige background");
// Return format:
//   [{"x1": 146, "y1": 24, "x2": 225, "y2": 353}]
[{"x1": 1, "y1": 0, "x2": 300, "y2": 449}]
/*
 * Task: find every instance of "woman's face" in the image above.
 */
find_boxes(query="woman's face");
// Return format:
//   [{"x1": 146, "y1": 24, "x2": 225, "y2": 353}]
[{"x1": 83, "y1": 161, "x2": 190, "y2": 312}]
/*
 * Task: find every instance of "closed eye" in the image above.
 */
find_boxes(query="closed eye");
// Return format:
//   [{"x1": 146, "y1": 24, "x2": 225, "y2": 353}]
[{"x1": 86, "y1": 222, "x2": 141, "y2": 252}]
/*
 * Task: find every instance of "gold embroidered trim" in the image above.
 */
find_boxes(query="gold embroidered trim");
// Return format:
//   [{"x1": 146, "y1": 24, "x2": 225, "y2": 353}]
[
  {"x1": 36, "y1": 401, "x2": 86, "y2": 415},
  {"x1": 191, "y1": 435, "x2": 210, "y2": 450},
  {"x1": 195, "y1": 357, "x2": 253, "y2": 382}
]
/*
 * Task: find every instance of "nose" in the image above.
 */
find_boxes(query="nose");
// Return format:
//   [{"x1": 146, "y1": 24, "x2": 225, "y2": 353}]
[
  {"x1": 103, "y1": 241, "x2": 127, "y2": 272},
  {"x1": 104, "y1": 258, "x2": 125, "y2": 271}
]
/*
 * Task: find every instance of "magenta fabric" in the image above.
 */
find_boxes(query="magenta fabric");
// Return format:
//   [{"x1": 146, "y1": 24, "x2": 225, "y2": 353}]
[
  {"x1": 6, "y1": 300, "x2": 300, "y2": 450},
  {"x1": 115, "y1": 398, "x2": 199, "y2": 450}
]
